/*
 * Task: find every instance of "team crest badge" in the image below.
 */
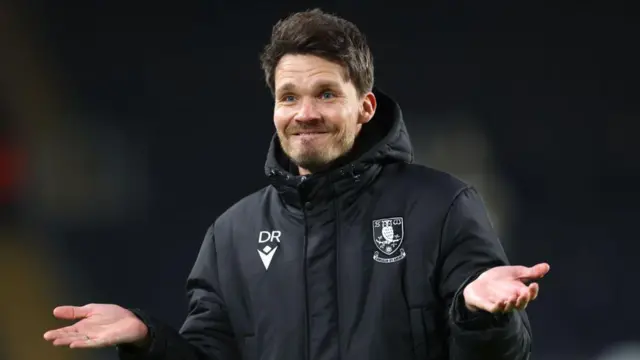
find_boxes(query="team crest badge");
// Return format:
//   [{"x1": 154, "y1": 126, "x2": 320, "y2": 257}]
[{"x1": 372, "y1": 217, "x2": 406, "y2": 263}]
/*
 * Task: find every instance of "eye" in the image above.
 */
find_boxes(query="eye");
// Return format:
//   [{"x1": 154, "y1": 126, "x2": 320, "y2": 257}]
[
  {"x1": 283, "y1": 95, "x2": 296, "y2": 102},
  {"x1": 320, "y1": 91, "x2": 335, "y2": 100}
]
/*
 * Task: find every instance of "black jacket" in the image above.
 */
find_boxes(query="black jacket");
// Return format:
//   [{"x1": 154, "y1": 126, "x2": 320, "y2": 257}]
[{"x1": 119, "y1": 89, "x2": 532, "y2": 360}]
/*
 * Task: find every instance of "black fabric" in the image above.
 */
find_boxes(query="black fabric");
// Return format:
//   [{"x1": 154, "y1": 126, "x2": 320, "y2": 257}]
[{"x1": 118, "y1": 89, "x2": 532, "y2": 360}]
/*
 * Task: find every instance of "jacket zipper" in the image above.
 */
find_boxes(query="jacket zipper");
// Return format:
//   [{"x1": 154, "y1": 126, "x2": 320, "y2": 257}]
[
  {"x1": 299, "y1": 177, "x2": 310, "y2": 360},
  {"x1": 332, "y1": 195, "x2": 342, "y2": 360}
]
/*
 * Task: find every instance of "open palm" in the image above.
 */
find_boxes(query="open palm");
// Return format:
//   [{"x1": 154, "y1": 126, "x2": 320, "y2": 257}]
[
  {"x1": 463, "y1": 263, "x2": 550, "y2": 313},
  {"x1": 43, "y1": 303, "x2": 148, "y2": 349}
]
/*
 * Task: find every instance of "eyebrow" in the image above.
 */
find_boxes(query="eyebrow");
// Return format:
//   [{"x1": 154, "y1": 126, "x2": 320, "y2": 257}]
[
  {"x1": 275, "y1": 83, "x2": 296, "y2": 95},
  {"x1": 275, "y1": 80, "x2": 342, "y2": 95}
]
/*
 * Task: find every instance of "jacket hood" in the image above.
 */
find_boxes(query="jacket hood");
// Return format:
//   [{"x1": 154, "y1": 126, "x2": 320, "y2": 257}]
[{"x1": 264, "y1": 88, "x2": 414, "y2": 180}]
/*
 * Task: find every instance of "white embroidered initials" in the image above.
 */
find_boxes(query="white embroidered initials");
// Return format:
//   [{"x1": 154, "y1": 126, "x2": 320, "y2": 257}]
[{"x1": 257, "y1": 230, "x2": 281, "y2": 270}]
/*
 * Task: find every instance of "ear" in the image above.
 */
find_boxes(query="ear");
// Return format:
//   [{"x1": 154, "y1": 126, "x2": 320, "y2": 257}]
[{"x1": 358, "y1": 92, "x2": 377, "y2": 124}]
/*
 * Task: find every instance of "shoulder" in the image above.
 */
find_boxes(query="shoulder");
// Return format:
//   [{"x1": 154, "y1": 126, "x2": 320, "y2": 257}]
[
  {"x1": 212, "y1": 185, "x2": 275, "y2": 234},
  {"x1": 395, "y1": 164, "x2": 493, "y2": 232},
  {"x1": 387, "y1": 162, "x2": 472, "y2": 201}
]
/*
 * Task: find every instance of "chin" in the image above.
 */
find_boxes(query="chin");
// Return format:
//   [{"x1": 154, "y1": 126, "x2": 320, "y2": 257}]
[{"x1": 291, "y1": 153, "x2": 331, "y2": 170}]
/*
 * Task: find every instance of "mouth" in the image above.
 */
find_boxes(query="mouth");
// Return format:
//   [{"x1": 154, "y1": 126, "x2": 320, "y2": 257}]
[
  {"x1": 291, "y1": 131, "x2": 329, "y2": 139},
  {"x1": 292, "y1": 131, "x2": 328, "y2": 135}
]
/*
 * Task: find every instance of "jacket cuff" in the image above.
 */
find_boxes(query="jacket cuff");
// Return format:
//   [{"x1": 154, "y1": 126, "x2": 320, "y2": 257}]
[
  {"x1": 449, "y1": 275, "x2": 530, "y2": 356},
  {"x1": 449, "y1": 271, "x2": 511, "y2": 331},
  {"x1": 117, "y1": 309, "x2": 167, "y2": 360}
]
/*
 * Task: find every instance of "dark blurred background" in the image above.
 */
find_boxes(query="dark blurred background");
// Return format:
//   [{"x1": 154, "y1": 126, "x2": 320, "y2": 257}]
[{"x1": 1, "y1": 1, "x2": 638, "y2": 359}]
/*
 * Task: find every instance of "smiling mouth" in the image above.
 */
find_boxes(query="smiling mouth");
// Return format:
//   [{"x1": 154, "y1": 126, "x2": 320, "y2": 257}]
[{"x1": 292, "y1": 131, "x2": 328, "y2": 136}]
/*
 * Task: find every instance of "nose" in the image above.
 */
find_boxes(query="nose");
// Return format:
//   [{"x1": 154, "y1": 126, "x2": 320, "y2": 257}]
[{"x1": 293, "y1": 97, "x2": 321, "y2": 122}]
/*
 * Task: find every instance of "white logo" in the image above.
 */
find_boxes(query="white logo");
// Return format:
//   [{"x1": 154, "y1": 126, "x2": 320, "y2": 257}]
[
  {"x1": 257, "y1": 230, "x2": 281, "y2": 270},
  {"x1": 372, "y1": 217, "x2": 406, "y2": 263}
]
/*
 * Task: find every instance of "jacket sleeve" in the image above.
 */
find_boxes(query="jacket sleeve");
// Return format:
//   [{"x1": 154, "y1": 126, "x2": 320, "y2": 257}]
[
  {"x1": 118, "y1": 224, "x2": 240, "y2": 360},
  {"x1": 439, "y1": 187, "x2": 532, "y2": 360}
]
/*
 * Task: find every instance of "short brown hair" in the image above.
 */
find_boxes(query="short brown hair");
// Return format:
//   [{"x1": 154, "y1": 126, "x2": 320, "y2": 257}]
[{"x1": 260, "y1": 9, "x2": 374, "y2": 97}]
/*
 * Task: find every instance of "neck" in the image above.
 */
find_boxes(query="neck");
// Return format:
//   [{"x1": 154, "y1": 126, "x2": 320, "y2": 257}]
[{"x1": 298, "y1": 167, "x2": 311, "y2": 175}]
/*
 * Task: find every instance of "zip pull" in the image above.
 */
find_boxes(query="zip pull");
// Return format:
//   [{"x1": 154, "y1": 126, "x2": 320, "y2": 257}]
[{"x1": 350, "y1": 164, "x2": 361, "y2": 183}]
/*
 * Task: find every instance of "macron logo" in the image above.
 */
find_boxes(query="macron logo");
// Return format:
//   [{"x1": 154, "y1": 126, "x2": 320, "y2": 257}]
[{"x1": 257, "y1": 230, "x2": 281, "y2": 270}]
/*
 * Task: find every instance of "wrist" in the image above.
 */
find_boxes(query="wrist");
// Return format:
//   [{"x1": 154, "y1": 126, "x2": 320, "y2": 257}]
[
  {"x1": 131, "y1": 336, "x2": 151, "y2": 349},
  {"x1": 131, "y1": 320, "x2": 151, "y2": 348},
  {"x1": 129, "y1": 317, "x2": 151, "y2": 348},
  {"x1": 462, "y1": 285, "x2": 478, "y2": 313},
  {"x1": 464, "y1": 303, "x2": 479, "y2": 313}
]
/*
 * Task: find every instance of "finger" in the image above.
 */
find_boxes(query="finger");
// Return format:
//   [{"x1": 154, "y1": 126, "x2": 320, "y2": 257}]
[
  {"x1": 474, "y1": 278, "x2": 536, "y2": 313},
  {"x1": 491, "y1": 300, "x2": 505, "y2": 313},
  {"x1": 489, "y1": 295, "x2": 516, "y2": 313},
  {"x1": 465, "y1": 281, "x2": 524, "y2": 313},
  {"x1": 489, "y1": 281, "x2": 527, "y2": 313},
  {"x1": 53, "y1": 305, "x2": 91, "y2": 320},
  {"x1": 503, "y1": 289, "x2": 521, "y2": 312},
  {"x1": 488, "y1": 301, "x2": 506, "y2": 313},
  {"x1": 515, "y1": 291, "x2": 531, "y2": 310},
  {"x1": 52, "y1": 333, "x2": 88, "y2": 346},
  {"x1": 519, "y1": 281, "x2": 535, "y2": 304},
  {"x1": 504, "y1": 266, "x2": 531, "y2": 279},
  {"x1": 70, "y1": 336, "x2": 107, "y2": 349},
  {"x1": 44, "y1": 326, "x2": 79, "y2": 340},
  {"x1": 517, "y1": 263, "x2": 550, "y2": 281},
  {"x1": 515, "y1": 299, "x2": 529, "y2": 311},
  {"x1": 530, "y1": 263, "x2": 550, "y2": 278},
  {"x1": 529, "y1": 282, "x2": 540, "y2": 300},
  {"x1": 502, "y1": 299, "x2": 514, "y2": 313},
  {"x1": 472, "y1": 285, "x2": 511, "y2": 313}
]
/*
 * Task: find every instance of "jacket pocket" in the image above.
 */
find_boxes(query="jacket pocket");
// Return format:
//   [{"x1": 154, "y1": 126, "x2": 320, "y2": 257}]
[{"x1": 409, "y1": 308, "x2": 445, "y2": 360}]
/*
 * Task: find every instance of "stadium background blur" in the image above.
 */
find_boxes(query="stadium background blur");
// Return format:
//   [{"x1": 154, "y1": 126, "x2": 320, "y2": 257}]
[{"x1": 1, "y1": 1, "x2": 637, "y2": 359}]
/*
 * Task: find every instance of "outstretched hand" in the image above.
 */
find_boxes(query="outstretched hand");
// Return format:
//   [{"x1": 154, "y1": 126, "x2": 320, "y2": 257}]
[
  {"x1": 463, "y1": 263, "x2": 550, "y2": 314},
  {"x1": 43, "y1": 303, "x2": 148, "y2": 349}
]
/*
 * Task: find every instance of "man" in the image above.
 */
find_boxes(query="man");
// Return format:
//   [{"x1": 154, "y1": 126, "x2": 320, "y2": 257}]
[{"x1": 44, "y1": 9, "x2": 549, "y2": 360}]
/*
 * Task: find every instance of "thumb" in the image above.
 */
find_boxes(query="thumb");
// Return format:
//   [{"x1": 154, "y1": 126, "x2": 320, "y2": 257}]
[
  {"x1": 513, "y1": 263, "x2": 550, "y2": 281},
  {"x1": 53, "y1": 305, "x2": 91, "y2": 320}
]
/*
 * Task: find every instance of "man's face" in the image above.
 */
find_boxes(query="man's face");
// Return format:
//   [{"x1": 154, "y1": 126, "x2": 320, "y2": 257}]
[{"x1": 273, "y1": 54, "x2": 375, "y2": 174}]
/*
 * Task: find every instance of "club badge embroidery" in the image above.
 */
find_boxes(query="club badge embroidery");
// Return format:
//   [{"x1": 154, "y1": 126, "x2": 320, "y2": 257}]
[{"x1": 372, "y1": 217, "x2": 406, "y2": 263}]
